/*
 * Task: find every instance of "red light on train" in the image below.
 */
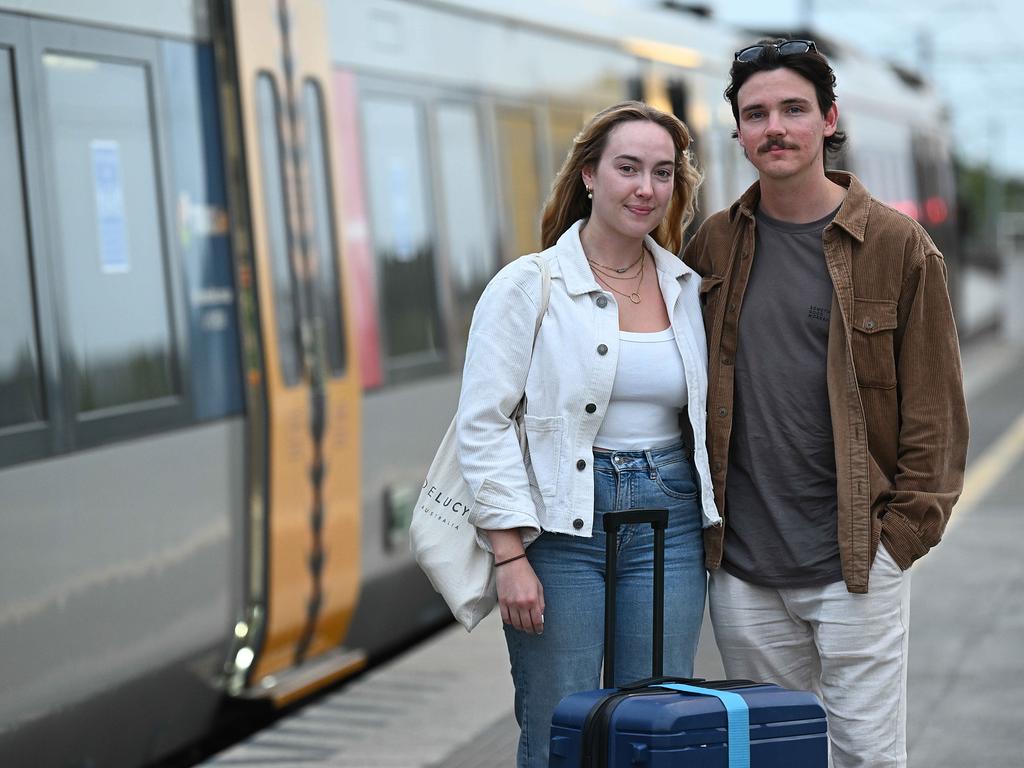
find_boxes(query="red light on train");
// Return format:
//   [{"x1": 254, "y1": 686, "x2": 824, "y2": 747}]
[
  {"x1": 924, "y1": 197, "x2": 948, "y2": 225},
  {"x1": 890, "y1": 200, "x2": 920, "y2": 220}
]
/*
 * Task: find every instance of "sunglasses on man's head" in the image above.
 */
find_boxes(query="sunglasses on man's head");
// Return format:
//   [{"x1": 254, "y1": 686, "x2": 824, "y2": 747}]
[{"x1": 734, "y1": 39, "x2": 818, "y2": 63}]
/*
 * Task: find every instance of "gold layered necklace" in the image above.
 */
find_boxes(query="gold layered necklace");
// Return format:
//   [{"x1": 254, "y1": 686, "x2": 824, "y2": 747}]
[
  {"x1": 588, "y1": 249, "x2": 643, "y2": 274},
  {"x1": 588, "y1": 245, "x2": 647, "y2": 304}
]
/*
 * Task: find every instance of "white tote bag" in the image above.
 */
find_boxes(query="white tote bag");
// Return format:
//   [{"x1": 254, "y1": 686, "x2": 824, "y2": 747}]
[{"x1": 410, "y1": 256, "x2": 550, "y2": 631}]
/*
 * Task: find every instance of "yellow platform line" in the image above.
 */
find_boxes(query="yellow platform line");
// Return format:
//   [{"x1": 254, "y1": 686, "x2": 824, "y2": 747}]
[{"x1": 949, "y1": 409, "x2": 1024, "y2": 529}]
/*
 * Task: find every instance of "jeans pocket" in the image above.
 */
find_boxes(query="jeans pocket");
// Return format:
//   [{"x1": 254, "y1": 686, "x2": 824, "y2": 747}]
[{"x1": 654, "y1": 458, "x2": 699, "y2": 500}]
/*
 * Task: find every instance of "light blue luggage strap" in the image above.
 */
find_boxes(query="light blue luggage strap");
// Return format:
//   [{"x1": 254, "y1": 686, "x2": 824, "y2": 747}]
[{"x1": 655, "y1": 683, "x2": 750, "y2": 768}]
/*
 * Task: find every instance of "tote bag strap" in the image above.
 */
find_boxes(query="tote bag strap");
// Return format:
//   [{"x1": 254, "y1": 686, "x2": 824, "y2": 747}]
[
  {"x1": 512, "y1": 256, "x2": 550, "y2": 422},
  {"x1": 531, "y1": 254, "x2": 551, "y2": 339}
]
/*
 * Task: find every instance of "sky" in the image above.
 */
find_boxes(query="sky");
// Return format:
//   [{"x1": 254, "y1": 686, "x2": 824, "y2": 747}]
[{"x1": 709, "y1": 0, "x2": 1024, "y2": 180}]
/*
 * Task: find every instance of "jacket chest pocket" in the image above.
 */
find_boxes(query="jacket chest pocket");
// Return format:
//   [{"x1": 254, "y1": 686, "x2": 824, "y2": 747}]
[{"x1": 851, "y1": 298, "x2": 898, "y2": 389}]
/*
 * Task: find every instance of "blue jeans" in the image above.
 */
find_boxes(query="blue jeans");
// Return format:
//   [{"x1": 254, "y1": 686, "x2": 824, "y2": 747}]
[{"x1": 504, "y1": 443, "x2": 706, "y2": 767}]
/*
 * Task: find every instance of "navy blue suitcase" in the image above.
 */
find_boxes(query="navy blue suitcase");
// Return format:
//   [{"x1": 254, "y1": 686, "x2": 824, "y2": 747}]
[{"x1": 548, "y1": 509, "x2": 828, "y2": 767}]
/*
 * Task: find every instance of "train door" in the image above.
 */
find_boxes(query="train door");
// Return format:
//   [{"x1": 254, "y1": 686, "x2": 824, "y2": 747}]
[
  {"x1": 495, "y1": 104, "x2": 544, "y2": 264},
  {"x1": 214, "y1": 0, "x2": 363, "y2": 703}
]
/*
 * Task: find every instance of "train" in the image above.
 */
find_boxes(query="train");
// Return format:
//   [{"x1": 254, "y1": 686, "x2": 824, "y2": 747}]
[{"x1": 0, "y1": 1, "x2": 958, "y2": 766}]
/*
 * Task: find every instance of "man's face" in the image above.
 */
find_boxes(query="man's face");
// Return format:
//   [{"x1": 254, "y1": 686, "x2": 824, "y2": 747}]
[{"x1": 735, "y1": 67, "x2": 837, "y2": 183}]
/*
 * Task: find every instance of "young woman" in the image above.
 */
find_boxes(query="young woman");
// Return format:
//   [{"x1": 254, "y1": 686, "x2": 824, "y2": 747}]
[{"x1": 455, "y1": 101, "x2": 719, "y2": 767}]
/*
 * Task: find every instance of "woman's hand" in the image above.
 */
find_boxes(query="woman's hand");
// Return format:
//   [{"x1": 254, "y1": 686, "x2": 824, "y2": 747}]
[
  {"x1": 495, "y1": 557, "x2": 545, "y2": 634},
  {"x1": 485, "y1": 528, "x2": 545, "y2": 635}
]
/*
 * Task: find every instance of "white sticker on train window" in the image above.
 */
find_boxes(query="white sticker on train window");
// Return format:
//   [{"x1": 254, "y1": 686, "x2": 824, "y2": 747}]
[{"x1": 91, "y1": 139, "x2": 131, "y2": 274}]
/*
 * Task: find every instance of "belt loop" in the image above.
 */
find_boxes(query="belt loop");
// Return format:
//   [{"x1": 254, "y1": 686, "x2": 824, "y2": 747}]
[{"x1": 643, "y1": 448, "x2": 657, "y2": 479}]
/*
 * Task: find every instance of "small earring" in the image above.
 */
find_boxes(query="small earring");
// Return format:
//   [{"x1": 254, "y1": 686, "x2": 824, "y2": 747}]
[{"x1": 586, "y1": 186, "x2": 593, "y2": 200}]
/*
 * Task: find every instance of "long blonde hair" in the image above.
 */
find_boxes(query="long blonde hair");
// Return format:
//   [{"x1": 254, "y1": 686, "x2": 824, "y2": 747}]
[{"x1": 540, "y1": 101, "x2": 702, "y2": 254}]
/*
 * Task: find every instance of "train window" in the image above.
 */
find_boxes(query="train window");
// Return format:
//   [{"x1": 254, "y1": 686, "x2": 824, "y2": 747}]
[
  {"x1": 255, "y1": 73, "x2": 303, "y2": 387},
  {"x1": 362, "y1": 96, "x2": 445, "y2": 374},
  {"x1": 0, "y1": 49, "x2": 45, "y2": 429},
  {"x1": 547, "y1": 109, "x2": 583, "y2": 188},
  {"x1": 42, "y1": 53, "x2": 178, "y2": 413},
  {"x1": 302, "y1": 79, "x2": 346, "y2": 376},
  {"x1": 496, "y1": 106, "x2": 542, "y2": 263},
  {"x1": 435, "y1": 102, "x2": 496, "y2": 344}
]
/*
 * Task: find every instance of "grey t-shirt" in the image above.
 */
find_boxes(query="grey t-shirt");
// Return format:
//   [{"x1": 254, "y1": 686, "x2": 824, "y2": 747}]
[{"x1": 722, "y1": 205, "x2": 843, "y2": 588}]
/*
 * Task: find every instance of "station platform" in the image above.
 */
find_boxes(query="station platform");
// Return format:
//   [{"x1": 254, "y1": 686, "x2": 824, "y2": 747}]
[{"x1": 199, "y1": 334, "x2": 1024, "y2": 768}]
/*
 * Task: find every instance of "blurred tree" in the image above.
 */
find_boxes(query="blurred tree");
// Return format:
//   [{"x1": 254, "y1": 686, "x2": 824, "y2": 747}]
[{"x1": 956, "y1": 162, "x2": 1024, "y2": 267}]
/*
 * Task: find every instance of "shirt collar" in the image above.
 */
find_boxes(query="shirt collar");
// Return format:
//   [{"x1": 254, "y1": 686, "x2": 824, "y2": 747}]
[
  {"x1": 728, "y1": 171, "x2": 870, "y2": 244},
  {"x1": 555, "y1": 219, "x2": 695, "y2": 297}
]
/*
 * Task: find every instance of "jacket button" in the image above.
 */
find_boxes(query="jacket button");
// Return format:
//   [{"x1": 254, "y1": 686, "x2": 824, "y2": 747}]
[
  {"x1": 597, "y1": 344, "x2": 608, "y2": 355},
  {"x1": 721, "y1": 355, "x2": 733, "y2": 365},
  {"x1": 714, "y1": 461, "x2": 722, "y2": 472},
  {"x1": 728, "y1": 303, "x2": 737, "y2": 312},
  {"x1": 585, "y1": 403, "x2": 597, "y2": 413},
  {"x1": 576, "y1": 459, "x2": 586, "y2": 470},
  {"x1": 865, "y1": 319, "x2": 876, "y2": 330},
  {"x1": 596, "y1": 296, "x2": 608, "y2": 308},
  {"x1": 573, "y1": 518, "x2": 584, "y2": 530},
  {"x1": 718, "y1": 407, "x2": 728, "y2": 418}
]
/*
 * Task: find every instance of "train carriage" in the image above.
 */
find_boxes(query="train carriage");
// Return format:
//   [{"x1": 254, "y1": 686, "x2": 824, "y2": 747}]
[{"x1": 0, "y1": 2, "x2": 957, "y2": 766}]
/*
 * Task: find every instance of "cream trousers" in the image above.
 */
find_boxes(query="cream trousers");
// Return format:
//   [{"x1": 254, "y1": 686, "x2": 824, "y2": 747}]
[{"x1": 709, "y1": 544, "x2": 911, "y2": 768}]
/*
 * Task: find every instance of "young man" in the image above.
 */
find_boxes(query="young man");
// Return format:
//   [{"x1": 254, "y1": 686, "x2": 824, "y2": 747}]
[{"x1": 683, "y1": 39, "x2": 969, "y2": 767}]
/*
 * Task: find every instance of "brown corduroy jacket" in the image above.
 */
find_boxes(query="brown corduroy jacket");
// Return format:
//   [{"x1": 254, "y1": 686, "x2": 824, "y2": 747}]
[{"x1": 682, "y1": 172, "x2": 969, "y2": 593}]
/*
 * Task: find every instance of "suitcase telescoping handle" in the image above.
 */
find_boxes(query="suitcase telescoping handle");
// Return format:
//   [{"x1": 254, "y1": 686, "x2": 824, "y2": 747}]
[{"x1": 602, "y1": 508, "x2": 668, "y2": 688}]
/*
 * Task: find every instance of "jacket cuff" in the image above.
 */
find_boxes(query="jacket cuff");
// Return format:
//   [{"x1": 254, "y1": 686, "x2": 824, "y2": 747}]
[
  {"x1": 880, "y1": 509, "x2": 932, "y2": 570},
  {"x1": 472, "y1": 524, "x2": 541, "y2": 554},
  {"x1": 468, "y1": 479, "x2": 541, "y2": 553}
]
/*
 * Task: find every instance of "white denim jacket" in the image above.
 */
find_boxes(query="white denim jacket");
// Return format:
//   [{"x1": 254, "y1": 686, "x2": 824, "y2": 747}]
[{"x1": 456, "y1": 220, "x2": 720, "y2": 550}]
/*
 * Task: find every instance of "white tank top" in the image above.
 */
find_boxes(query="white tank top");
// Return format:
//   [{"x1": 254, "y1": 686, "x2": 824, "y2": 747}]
[{"x1": 593, "y1": 326, "x2": 687, "y2": 450}]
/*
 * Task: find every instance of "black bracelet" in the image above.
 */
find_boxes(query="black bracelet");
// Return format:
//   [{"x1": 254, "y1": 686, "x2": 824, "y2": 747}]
[{"x1": 494, "y1": 552, "x2": 528, "y2": 567}]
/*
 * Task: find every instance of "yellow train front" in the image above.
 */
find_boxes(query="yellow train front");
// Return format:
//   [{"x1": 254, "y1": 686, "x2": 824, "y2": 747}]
[
  {"x1": 0, "y1": 2, "x2": 368, "y2": 764},
  {"x1": 0, "y1": 2, "x2": 960, "y2": 767}
]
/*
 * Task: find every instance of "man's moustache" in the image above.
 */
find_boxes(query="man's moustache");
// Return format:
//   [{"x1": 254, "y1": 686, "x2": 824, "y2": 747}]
[{"x1": 759, "y1": 140, "x2": 798, "y2": 152}]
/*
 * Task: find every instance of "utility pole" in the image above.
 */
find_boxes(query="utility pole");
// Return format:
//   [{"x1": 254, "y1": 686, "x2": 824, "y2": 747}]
[
  {"x1": 799, "y1": 0, "x2": 814, "y2": 30},
  {"x1": 987, "y1": 118, "x2": 1005, "y2": 253},
  {"x1": 915, "y1": 27, "x2": 934, "y2": 81}
]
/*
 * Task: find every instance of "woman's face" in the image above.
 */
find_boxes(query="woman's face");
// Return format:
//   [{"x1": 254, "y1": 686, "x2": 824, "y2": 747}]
[{"x1": 581, "y1": 120, "x2": 676, "y2": 244}]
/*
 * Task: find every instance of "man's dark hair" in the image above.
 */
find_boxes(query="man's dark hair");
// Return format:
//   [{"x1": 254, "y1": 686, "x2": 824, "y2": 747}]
[{"x1": 725, "y1": 38, "x2": 847, "y2": 155}]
